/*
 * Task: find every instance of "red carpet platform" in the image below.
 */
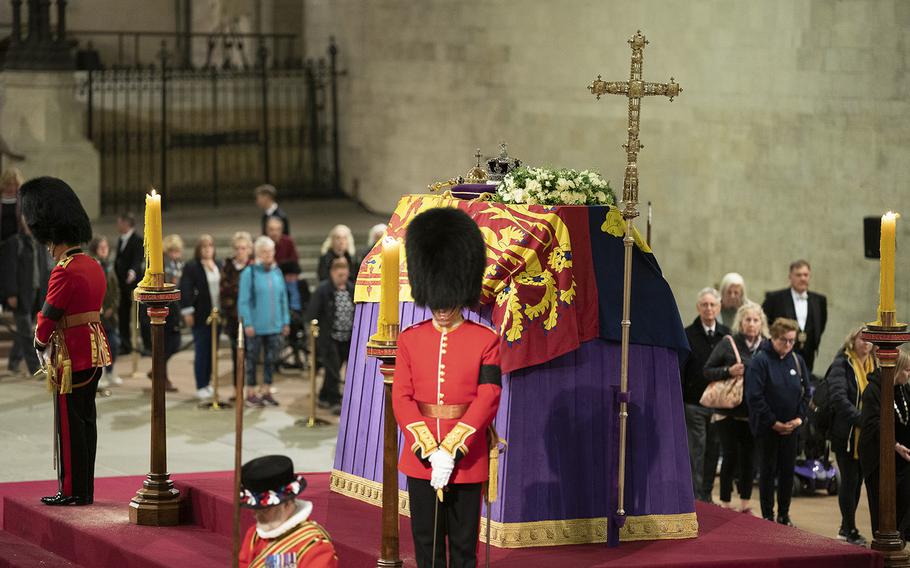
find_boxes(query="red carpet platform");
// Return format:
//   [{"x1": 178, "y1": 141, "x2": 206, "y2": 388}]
[{"x1": 0, "y1": 472, "x2": 881, "y2": 568}]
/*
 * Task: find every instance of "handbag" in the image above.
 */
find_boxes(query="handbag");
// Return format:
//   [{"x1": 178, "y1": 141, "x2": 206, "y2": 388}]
[{"x1": 700, "y1": 335, "x2": 744, "y2": 409}]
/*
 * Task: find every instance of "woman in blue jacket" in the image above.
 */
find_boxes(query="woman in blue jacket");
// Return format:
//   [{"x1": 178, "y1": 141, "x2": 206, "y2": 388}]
[
  {"x1": 745, "y1": 318, "x2": 810, "y2": 526},
  {"x1": 238, "y1": 236, "x2": 290, "y2": 407}
]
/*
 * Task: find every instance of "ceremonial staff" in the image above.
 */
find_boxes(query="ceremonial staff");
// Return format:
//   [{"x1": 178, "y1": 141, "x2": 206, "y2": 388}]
[
  {"x1": 232, "y1": 320, "x2": 246, "y2": 568},
  {"x1": 589, "y1": 30, "x2": 680, "y2": 545}
]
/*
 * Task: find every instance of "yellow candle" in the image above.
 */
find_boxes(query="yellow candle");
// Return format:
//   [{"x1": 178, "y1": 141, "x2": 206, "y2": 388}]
[
  {"x1": 145, "y1": 190, "x2": 163, "y2": 275},
  {"x1": 378, "y1": 237, "x2": 400, "y2": 327}
]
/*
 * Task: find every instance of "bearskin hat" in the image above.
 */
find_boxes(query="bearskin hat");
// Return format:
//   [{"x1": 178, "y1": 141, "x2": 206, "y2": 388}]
[
  {"x1": 406, "y1": 207, "x2": 487, "y2": 310},
  {"x1": 19, "y1": 176, "x2": 92, "y2": 246}
]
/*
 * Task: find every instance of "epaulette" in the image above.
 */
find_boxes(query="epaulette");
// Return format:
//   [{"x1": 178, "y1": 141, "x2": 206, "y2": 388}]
[{"x1": 57, "y1": 256, "x2": 76, "y2": 269}]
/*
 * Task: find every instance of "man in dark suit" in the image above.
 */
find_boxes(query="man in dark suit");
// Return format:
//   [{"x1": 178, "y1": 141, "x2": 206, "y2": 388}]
[
  {"x1": 762, "y1": 259, "x2": 827, "y2": 373},
  {"x1": 114, "y1": 212, "x2": 144, "y2": 355},
  {"x1": 682, "y1": 287, "x2": 730, "y2": 502},
  {"x1": 255, "y1": 184, "x2": 290, "y2": 236}
]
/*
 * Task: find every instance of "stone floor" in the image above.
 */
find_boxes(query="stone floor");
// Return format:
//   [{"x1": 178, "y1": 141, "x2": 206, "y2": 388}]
[{"x1": 0, "y1": 346, "x2": 340, "y2": 483}]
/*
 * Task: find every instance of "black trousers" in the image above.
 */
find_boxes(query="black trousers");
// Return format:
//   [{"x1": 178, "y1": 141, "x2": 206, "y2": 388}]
[
  {"x1": 835, "y1": 448, "x2": 863, "y2": 533},
  {"x1": 757, "y1": 431, "x2": 798, "y2": 520},
  {"x1": 318, "y1": 338, "x2": 349, "y2": 405},
  {"x1": 407, "y1": 477, "x2": 483, "y2": 568},
  {"x1": 118, "y1": 286, "x2": 134, "y2": 353},
  {"x1": 864, "y1": 465, "x2": 910, "y2": 538},
  {"x1": 718, "y1": 418, "x2": 754, "y2": 502},
  {"x1": 56, "y1": 368, "x2": 101, "y2": 498},
  {"x1": 703, "y1": 420, "x2": 720, "y2": 499}
]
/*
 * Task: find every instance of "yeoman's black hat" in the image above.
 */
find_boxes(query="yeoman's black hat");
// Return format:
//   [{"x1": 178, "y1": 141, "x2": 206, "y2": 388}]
[{"x1": 240, "y1": 455, "x2": 306, "y2": 509}]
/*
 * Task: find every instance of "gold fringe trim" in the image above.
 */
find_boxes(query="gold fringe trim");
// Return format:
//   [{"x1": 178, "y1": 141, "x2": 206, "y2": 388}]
[{"x1": 329, "y1": 470, "x2": 698, "y2": 548}]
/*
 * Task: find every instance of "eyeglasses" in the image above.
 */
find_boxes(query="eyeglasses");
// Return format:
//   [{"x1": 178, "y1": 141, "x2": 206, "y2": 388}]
[{"x1": 774, "y1": 337, "x2": 796, "y2": 345}]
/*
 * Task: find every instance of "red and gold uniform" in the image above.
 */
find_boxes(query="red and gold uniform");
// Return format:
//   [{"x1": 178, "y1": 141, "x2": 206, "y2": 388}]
[
  {"x1": 35, "y1": 248, "x2": 111, "y2": 501},
  {"x1": 393, "y1": 318, "x2": 501, "y2": 481},
  {"x1": 392, "y1": 317, "x2": 502, "y2": 567},
  {"x1": 239, "y1": 517, "x2": 338, "y2": 568}
]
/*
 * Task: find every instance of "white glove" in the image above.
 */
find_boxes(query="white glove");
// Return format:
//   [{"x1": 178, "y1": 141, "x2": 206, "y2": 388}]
[{"x1": 428, "y1": 450, "x2": 455, "y2": 490}]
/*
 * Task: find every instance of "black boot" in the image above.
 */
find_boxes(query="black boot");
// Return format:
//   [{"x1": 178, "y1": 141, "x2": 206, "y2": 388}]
[{"x1": 41, "y1": 492, "x2": 92, "y2": 506}]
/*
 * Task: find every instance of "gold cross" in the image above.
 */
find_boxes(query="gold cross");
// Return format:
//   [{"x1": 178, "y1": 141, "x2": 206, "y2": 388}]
[{"x1": 589, "y1": 30, "x2": 681, "y2": 219}]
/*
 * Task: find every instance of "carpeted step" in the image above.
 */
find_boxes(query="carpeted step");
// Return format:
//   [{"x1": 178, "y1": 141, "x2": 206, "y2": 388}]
[
  {"x1": 3, "y1": 496, "x2": 233, "y2": 568},
  {"x1": 0, "y1": 529, "x2": 84, "y2": 567}
]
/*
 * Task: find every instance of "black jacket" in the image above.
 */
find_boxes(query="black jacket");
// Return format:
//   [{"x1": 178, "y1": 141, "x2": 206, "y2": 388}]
[
  {"x1": 114, "y1": 231, "x2": 145, "y2": 290},
  {"x1": 762, "y1": 288, "x2": 827, "y2": 372},
  {"x1": 682, "y1": 318, "x2": 730, "y2": 405},
  {"x1": 0, "y1": 233, "x2": 51, "y2": 307},
  {"x1": 305, "y1": 279, "x2": 355, "y2": 348},
  {"x1": 703, "y1": 332, "x2": 761, "y2": 418},
  {"x1": 179, "y1": 259, "x2": 223, "y2": 329},
  {"x1": 827, "y1": 349, "x2": 874, "y2": 453},
  {"x1": 859, "y1": 372, "x2": 910, "y2": 479},
  {"x1": 261, "y1": 206, "x2": 290, "y2": 236},
  {"x1": 744, "y1": 340, "x2": 810, "y2": 436}
]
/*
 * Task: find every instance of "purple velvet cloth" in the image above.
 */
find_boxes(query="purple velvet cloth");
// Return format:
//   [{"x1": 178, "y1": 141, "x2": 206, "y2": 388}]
[{"x1": 334, "y1": 301, "x2": 695, "y2": 528}]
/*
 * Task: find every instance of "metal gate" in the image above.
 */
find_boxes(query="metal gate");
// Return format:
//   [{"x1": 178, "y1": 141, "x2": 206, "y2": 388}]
[{"x1": 83, "y1": 40, "x2": 340, "y2": 213}]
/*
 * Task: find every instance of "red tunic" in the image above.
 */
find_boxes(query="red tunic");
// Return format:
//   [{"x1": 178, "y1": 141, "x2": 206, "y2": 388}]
[
  {"x1": 239, "y1": 520, "x2": 338, "y2": 568},
  {"x1": 35, "y1": 252, "x2": 109, "y2": 372},
  {"x1": 392, "y1": 319, "x2": 502, "y2": 484}
]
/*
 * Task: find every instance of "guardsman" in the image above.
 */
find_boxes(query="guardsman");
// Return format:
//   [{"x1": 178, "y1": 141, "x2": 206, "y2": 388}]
[
  {"x1": 238, "y1": 455, "x2": 338, "y2": 568},
  {"x1": 392, "y1": 207, "x2": 502, "y2": 568},
  {"x1": 21, "y1": 177, "x2": 111, "y2": 506}
]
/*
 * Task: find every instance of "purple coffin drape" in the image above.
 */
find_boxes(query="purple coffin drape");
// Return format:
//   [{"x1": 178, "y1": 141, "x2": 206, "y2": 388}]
[{"x1": 331, "y1": 301, "x2": 697, "y2": 548}]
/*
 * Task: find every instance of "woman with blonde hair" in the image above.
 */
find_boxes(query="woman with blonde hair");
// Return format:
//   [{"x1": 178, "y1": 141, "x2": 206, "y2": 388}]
[
  {"x1": 827, "y1": 327, "x2": 876, "y2": 545},
  {"x1": 704, "y1": 302, "x2": 769, "y2": 513},
  {"x1": 718, "y1": 272, "x2": 749, "y2": 327},
  {"x1": 317, "y1": 224, "x2": 355, "y2": 282},
  {"x1": 859, "y1": 344, "x2": 910, "y2": 541}
]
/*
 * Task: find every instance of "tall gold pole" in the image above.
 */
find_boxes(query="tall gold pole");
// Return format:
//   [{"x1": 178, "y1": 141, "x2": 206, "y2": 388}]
[{"x1": 588, "y1": 30, "x2": 681, "y2": 527}]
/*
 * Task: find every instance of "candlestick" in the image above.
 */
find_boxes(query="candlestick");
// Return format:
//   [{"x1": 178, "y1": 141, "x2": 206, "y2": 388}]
[
  {"x1": 144, "y1": 189, "x2": 164, "y2": 275},
  {"x1": 878, "y1": 211, "x2": 900, "y2": 326}
]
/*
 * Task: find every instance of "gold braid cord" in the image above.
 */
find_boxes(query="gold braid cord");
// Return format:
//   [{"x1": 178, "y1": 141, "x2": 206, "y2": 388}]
[
  {"x1": 439, "y1": 422, "x2": 476, "y2": 458},
  {"x1": 405, "y1": 422, "x2": 438, "y2": 459},
  {"x1": 46, "y1": 332, "x2": 72, "y2": 394}
]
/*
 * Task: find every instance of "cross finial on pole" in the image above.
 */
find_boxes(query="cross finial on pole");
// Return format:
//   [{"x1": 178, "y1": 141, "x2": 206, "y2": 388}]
[{"x1": 588, "y1": 30, "x2": 681, "y2": 219}]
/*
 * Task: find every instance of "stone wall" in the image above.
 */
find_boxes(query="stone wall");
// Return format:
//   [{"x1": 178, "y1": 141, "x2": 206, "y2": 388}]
[
  {"x1": 0, "y1": 71, "x2": 100, "y2": 218},
  {"x1": 302, "y1": 0, "x2": 910, "y2": 370}
]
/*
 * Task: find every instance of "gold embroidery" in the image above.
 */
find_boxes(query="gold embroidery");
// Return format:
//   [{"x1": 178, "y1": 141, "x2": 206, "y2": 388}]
[
  {"x1": 404, "y1": 421, "x2": 438, "y2": 458},
  {"x1": 330, "y1": 470, "x2": 698, "y2": 547},
  {"x1": 439, "y1": 421, "x2": 476, "y2": 457}
]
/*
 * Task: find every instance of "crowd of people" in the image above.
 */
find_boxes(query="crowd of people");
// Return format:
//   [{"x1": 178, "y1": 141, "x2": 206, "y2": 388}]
[
  {"x1": 0, "y1": 176, "x2": 387, "y2": 417},
  {"x1": 682, "y1": 260, "x2": 910, "y2": 545}
]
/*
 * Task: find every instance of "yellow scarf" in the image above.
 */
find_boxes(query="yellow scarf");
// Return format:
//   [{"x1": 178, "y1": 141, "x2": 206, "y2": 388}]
[{"x1": 848, "y1": 349, "x2": 874, "y2": 459}]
